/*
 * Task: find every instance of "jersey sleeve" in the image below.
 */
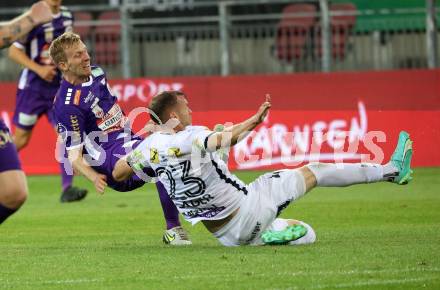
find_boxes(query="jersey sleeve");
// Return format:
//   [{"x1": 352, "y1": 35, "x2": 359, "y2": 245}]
[
  {"x1": 56, "y1": 105, "x2": 86, "y2": 150},
  {"x1": 191, "y1": 126, "x2": 215, "y2": 151},
  {"x1": 94, "y1": 67, "x2": 118, "y2": 106},
  {"x1": 127, "y1": 138, "x2": 151, "y2": 171},
  {"x1": 12, "y1": 33, "x2": 29, "y2": 50}
]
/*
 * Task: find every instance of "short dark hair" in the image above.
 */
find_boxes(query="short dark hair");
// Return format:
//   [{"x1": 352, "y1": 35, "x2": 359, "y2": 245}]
[{"x1": 149, "y1": 91, "x2": 185, "y2": 124}]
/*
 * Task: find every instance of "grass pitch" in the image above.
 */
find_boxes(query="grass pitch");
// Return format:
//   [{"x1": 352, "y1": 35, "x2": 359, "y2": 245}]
[{"x1": 1, "y1": 168, "x2": 439, "y2": 289}]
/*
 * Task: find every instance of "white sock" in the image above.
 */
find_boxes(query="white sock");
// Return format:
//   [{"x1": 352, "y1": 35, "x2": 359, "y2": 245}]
[{"x1": 306, "y1": 162, "x2": 394, "y2": 187}]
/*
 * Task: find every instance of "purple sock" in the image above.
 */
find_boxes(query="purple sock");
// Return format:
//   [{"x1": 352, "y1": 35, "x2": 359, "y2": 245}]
[
  {"x1": 0, "y1": 203, "x2": 18, "y2": 224},
  {"x1": 59, "y1": 147, "x2": 73, "y2": 191},
  {"x1": 156, "y1": 181, "x2": 180, "y2": 230}
]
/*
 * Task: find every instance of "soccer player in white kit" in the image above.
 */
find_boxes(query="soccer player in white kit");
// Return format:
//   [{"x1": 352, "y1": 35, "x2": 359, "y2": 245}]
[{"x1": 112, "y1": 91, "x2": 413, "y2": 246}]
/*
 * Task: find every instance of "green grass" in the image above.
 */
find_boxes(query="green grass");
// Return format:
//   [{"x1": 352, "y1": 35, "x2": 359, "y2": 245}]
[{"x1": 1, "y1": 168, "x2": 440, "y2": 289}]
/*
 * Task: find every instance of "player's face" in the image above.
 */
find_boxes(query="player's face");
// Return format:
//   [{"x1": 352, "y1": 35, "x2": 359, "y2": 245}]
[
  {"x1": 174, "y1": 95, "x2": 192, "y2": 127},
  {"x1": 44, "y1": 0, "x2": 62, "y2": 14},
  {"x1": 63, "y1": 41, "x2": 92, "y2": 79}
]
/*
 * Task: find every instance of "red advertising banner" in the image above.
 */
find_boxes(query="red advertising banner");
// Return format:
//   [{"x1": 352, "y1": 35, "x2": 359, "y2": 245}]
[{"x1": 1, "y1": 69, "x2": 439, "y2": 175}]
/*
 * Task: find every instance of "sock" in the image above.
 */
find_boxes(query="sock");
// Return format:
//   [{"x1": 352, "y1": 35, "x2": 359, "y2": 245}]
[
  {"x1": 383, "y1": 162, "x2": 399, "y2": 181},
  {"x1": 307, "y1": 162, "x2": 387, "y2": 187},
  {"x1": 59, "y1": 147, "x2": 73, "y2": 192},
  {"x1": 0, "y1": 203, "x2": 18, "y2": 224},
  {"x1": 61, "y1": 166, "x2": 73, "y2": 192},
  {"x1": 156, "y1": 181, "x2": 180, "y2": 230}
]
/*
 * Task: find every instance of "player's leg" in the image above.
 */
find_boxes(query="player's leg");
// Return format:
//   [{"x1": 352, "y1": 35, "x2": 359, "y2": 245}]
[
  {"x1": 303, "y1": 131, "x2": 413, "y2": 190},
  {"x1": 13, "y1": 127, "x2": 32, "y2": 151},
  {"x1": 12, "y1": 88, "x2": 39, "y2": 151},
  {"x1": 0, "y1": 171, "x2": 28, "y2": 224},
  {"x1": 258, "y1": 131, "x2": 412, "y2": 245},
  {"x1": 157, "y1": 181, "x2": 192, "y2": 245},
  {"x1": 0, "y1": 121, "x2": 28, "y2": 224}
]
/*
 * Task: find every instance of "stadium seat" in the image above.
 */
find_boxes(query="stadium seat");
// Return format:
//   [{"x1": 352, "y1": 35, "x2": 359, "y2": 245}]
[
  {"x1": 275, "y1": 4, "x2": 317, "y2": 62},
  {"x1": 315, "y1": 3, "x2": 357, "y2": 60},
  {"x1": 94, "y1": 11, "x2": 121, "y2": 66},
  {"x1": 73, "y1": 11, "x2": 93, "y2": 39},
  {"x1": 330, "y1": 3, "x2": 357, "y2": 59}
]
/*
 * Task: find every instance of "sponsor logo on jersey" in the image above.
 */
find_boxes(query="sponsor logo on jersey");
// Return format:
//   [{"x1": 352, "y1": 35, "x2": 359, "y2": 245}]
[
  {"x1": 84, "y1": 91, "x2": 95, "y2": 103},
  {"x1": 150, "y1": 148, "x2": 159, "y2": 164},
  {"x1": 69, "y1": 115, "x2": 82, "y2": 144},
  {"x1": 62, "y1": 11, "x2": 72, "y2": 18},
  {"x1": 39, "y1": 43, "x2": 52, "y2": 65},
  {"x1": 56, "y1": 122, "x2": 68, "y2": 141},
  {"x1": 91, "y1": 98, "x2": 104, "y2": 118},
  {"x1": 167, "y1": 147, "x2": 181, "y2": 157},
  {"x1": 96, "y1": 104, "x2": 126, "y2": 133},
  {"x1": 70, "y1": 115, "x2": 81, "y2": 132},
  {"x1": 73, "y1": 90, "x2": 81, "y2": 105},
  {"x1": 92, "y1": 67, "x2": 104, "y2": 77},
  {"x1": 128, "y1": 150, "x2": 146, "y2": 171}
]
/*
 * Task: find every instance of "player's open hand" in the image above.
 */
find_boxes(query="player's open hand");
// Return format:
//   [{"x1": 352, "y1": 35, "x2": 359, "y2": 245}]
[
  {"x1": 94, "y1": 174, "x2": 108, "y2": 194},
  {"x1": 29, "y1": 1, "x2": 52, "y2": 24},
  {"x1": 37, "y1": 65, "x2": 57, "y2": 82},
  {"x1": 254, "y1": 94, "x2": 271, "y2": 124}
]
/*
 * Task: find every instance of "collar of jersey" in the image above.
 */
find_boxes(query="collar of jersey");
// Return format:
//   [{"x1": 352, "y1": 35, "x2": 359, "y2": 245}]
[
  {"x1": 81, "y1": 75, "x2": 93, "y2": 87},
  {"x1": 61, "y1": 75, "x2": 93, "y2": 90}
]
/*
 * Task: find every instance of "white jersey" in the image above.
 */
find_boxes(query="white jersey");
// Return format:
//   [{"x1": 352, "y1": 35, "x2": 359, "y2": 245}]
[{"x1": 130, "y1": 126, "x2": 246, "y2": 224}]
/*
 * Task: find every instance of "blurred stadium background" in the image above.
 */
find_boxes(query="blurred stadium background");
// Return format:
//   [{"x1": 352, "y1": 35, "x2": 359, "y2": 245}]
[{"x1": 1, "y1": 1, "x2": 439, "y2": 289}]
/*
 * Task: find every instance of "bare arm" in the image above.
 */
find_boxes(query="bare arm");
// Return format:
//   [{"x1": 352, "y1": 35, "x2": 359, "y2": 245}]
[
  {"x1": 67, "y1": 146, "x2": 108, "y2": 194},
  {"x1": 0, "y1": 1, "x2": 52, "y2": 49},
  {"x1": 205, "y1": 95, "x2": 271, "y2": 151},
  {"x1": 113, "y1": 158, "x2": 135, "y2": 182},
  {"x1": 9, "y1": 45, "x2": 57, "y2": 82}
]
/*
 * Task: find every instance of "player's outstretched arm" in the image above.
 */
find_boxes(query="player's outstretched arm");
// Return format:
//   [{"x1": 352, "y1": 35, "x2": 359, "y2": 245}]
[
  {"x1": 0, "y1": 1, "x2": 52, "y2": 48},
  {"x1": 205, "y1": 94, "x2": 271, "y2": 151},
  {"x1": 67, "y1": 147, "x2": 108, "y2": 194}
]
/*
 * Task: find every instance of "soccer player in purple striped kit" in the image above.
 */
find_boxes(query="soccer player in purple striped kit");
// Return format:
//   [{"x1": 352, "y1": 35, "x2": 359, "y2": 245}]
[
  {"x1": 8, "y1": 0, "x2": 87, "y2": 203},
  {"x1": 1, "y1": 1, "x2": 53, "y2": 224},
  {"x1": 49, "y1": 32, "x2": 191, "y2": 245}
]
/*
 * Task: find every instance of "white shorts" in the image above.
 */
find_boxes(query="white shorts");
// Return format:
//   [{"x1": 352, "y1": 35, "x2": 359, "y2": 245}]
[{"x1": 213, "y1": 169, "x2": 314, "y2": 246}]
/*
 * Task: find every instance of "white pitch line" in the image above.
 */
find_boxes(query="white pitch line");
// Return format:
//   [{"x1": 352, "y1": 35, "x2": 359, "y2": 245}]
[{"x1": 1, "y1": 267, "x2": 439, "y2": 286}]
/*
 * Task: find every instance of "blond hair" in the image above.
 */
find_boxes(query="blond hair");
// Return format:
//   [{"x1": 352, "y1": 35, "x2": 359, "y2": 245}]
[{"x1": 49, "y1": 32, "x2": 82, "y2": 65}]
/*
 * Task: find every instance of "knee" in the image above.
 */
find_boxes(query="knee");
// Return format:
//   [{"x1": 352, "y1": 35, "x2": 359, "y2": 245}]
[
  {"x1": 298, "y1": 165, "x2": 318, "y2": 192},
  {"x1": 13, "y1": 189, "x2": 28, "y2": 208},
  {"x1": 14, "y1": 134, "x2": 31, "y2": 151},
  {"x1": 3, "y1": 186, "x2": 28, "y2": 209}
]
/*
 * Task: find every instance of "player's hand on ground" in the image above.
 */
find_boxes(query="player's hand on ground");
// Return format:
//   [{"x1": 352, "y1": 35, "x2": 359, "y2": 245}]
[
  {"x1": 254, "y1": 94, "x2": 271, "y2": 124},
  {"x1": 94, "y1": 174, "x2": 107, "y2": 194},
  {"x1": 29, "y1": 1, "x2": 52, "y2": 24},
  {"x1": 37, "y1": 65, "x2": 57, "y2": 82}
]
